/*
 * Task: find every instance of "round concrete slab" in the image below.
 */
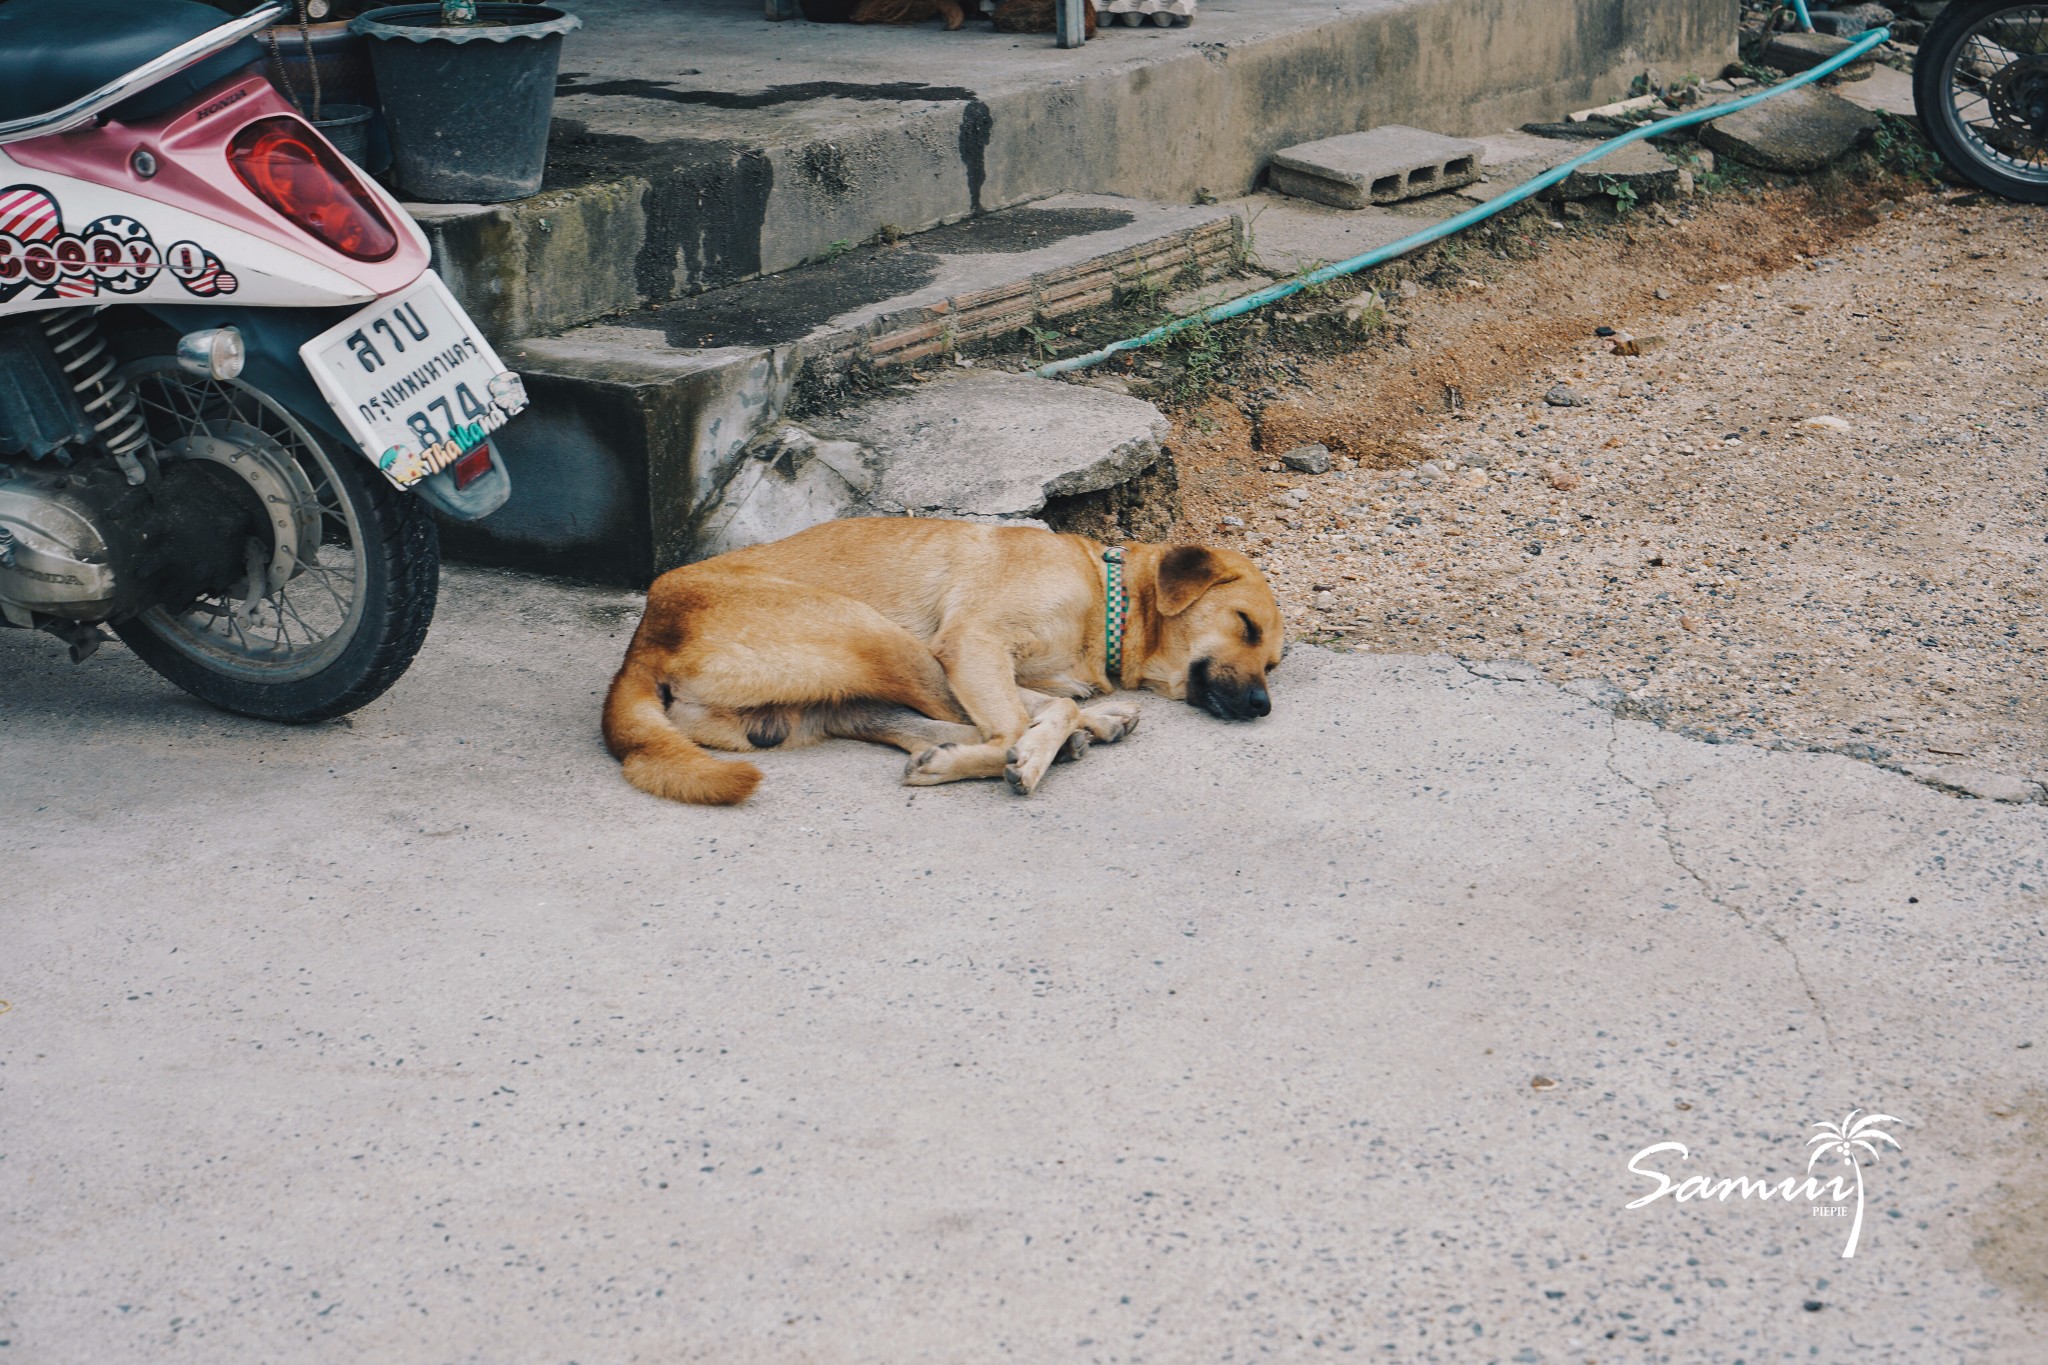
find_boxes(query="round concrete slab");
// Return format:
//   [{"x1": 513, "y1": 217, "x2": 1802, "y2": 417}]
[{"x1": 816, "y1": 370, "x2": 1169, "y2": 519}]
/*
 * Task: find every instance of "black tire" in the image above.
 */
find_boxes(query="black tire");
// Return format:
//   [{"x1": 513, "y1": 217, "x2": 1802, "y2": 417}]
[
  {"x1": 112, "y1": 361, "x2": 440, "y2": 723},
  {"x1": 1914, "y1": 0, "x2": 2048, "y2": 202}
]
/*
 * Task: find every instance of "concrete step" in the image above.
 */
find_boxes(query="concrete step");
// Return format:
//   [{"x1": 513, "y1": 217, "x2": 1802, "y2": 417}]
[
  {"x1": 412, "y1": 0, "x2": 1732, "y2": 346},
  {"x1": 445, "y1": 195, "x2": 1230, "y2": 581},
  {"x1": 576, "y1": 194, "x2": 1236, "y2": 373}
]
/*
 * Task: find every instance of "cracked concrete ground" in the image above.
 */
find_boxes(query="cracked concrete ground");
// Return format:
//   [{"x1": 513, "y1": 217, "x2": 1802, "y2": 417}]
[{"x1": 3, "y1": 566, "x2": 2045, "y2": 1362}]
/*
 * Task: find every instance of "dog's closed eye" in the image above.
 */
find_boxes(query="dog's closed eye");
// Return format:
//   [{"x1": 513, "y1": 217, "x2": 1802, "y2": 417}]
[{"x1": 1238, "y1": 611, "x2": 1262, "y2": 646}]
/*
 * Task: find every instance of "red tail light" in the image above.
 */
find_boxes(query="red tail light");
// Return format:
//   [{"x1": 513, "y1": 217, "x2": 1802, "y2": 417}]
[{"x1": 226, "y1": 116, "x2": 399, "y2": 263}]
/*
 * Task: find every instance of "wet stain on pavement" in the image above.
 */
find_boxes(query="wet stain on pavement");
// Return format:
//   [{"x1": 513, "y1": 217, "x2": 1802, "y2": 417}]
[
  {"x1": 913, "y1": 206, "x2": 1136, "y2": 254},
  {"x1": 959, "y1": 99, "x2": 993, "y2": 213},
  {"x1": 630, "y1": 251, "x2": 944, "y2": 349},
  {"x1": 545, "y1": 127, "x2": 775, "y2": 296},
  {"x1": 619, "y1": 205, "x2": 1142, "y2": 349}
]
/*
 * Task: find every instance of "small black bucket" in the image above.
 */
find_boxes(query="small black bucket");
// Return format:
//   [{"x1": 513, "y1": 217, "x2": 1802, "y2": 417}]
[
  {"x1": 351, "y1": 4, "x2": 581, "y2": 203},
  {"x1": 263, "y1": 20, "x2": 390, "y2": 174},
  {"x1": 310, "y1": 102, "x2": 376, "y2": 166}
]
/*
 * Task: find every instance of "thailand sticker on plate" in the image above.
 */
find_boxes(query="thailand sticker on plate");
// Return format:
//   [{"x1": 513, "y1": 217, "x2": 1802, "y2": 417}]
[{"x1": 300, "y1": 270, "x2": 529, "y2": 488}]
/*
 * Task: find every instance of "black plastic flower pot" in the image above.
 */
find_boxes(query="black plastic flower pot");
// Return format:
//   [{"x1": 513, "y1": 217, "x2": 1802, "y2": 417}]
[{"x1": 350, "y1": 3, "x2": 581, "y2": 203}]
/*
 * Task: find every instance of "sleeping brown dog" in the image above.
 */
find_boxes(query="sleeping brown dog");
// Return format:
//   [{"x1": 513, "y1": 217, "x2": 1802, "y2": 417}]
[
  {"x1": 603, "y1": 517, "x2": 1284, "y2": 804},
  {"x1": 848, "y1": 0, "x2": 1095, "y2": 36},
  {"x1": 849, "y1": 0, "x2": 968, "y2": 31}
]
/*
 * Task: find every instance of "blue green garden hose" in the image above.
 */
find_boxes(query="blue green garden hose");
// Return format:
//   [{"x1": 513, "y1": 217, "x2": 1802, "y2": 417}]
[{"x1": 1035, "y1": 24, "x2": 1889, "y2": 379}]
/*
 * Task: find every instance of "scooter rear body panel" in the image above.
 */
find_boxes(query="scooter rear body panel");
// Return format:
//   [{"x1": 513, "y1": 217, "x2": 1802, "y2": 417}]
[{"x1": 1, "y1": 77, "x2": 428, "y2": 317}]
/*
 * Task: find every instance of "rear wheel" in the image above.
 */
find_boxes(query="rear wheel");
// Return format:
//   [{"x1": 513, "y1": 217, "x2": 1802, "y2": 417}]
[
  {"x1": 111, "y1": 356, "x2": 439, "y2": 722},
  {"x1": 1915, "y1": 1, "x2": 2048, "y2": 202}
]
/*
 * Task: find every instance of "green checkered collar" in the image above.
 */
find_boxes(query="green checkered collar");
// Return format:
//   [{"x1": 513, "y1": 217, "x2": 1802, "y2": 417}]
[{"x1": 1102, "y1": 546, "x2": 1129, "y2": 682}]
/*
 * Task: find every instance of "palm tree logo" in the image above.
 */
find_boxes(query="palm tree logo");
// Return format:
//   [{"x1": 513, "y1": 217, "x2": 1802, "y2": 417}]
[{"x1": 1806, "y1": 1110, "x2": 1904, "y2": 1258}]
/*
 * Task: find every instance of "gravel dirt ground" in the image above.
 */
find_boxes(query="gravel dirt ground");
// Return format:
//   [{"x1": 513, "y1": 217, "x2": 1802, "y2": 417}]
[{"x1": 1167, "y1": 183, "x2": 2047, "y2": 800}]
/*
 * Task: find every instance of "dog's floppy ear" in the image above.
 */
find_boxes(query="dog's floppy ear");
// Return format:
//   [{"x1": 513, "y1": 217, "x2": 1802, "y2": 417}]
[{"x1": 1155, "y1": 545, "x2": 1239, "y2": 616}]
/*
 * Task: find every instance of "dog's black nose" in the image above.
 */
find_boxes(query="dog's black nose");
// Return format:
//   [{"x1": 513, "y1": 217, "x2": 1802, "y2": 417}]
[{"x1": 1247, "y1": 682, "x2": 1270, "y2": 717}]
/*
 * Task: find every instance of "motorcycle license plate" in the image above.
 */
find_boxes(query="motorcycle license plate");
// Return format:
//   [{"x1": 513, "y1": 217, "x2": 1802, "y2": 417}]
[{"x1": 299, "y1": 271, "x2": 529, "y2": 488}]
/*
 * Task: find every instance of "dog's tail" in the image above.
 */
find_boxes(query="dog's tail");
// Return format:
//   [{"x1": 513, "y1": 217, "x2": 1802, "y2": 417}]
[{"x1": 602, "y1": 655, "x2": 762, "y2": 806}]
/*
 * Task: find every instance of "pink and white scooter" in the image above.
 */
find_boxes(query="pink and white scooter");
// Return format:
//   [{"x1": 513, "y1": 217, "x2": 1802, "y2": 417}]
[{"x1": 0, "y1": 0, "x2": 527, "y2": 721}]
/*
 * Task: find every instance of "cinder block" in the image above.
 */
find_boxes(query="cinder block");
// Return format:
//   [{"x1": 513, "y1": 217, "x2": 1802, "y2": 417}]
[{"x1": 1269, "y1": 126, "x2": 1486, "y2": 209}]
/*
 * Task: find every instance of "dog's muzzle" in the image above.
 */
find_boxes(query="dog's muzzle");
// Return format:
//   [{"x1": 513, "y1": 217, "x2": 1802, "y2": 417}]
[{"x1": 1187, "y1": 658, "x2": 1270, "y2": 720}]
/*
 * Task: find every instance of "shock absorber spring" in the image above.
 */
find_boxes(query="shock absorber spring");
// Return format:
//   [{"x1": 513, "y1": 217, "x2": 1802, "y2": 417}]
[{"x1": 42, "y1": 309, "x2": 151, "y2": 484}]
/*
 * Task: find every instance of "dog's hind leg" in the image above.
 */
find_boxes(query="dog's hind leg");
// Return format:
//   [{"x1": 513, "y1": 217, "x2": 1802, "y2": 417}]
[
  {"x1": 823, "y1": 702, "x2": 981, "y2": 754},
  {"x1": 674, "y1": 575, "x2": 966, "y2": 725},
  {"x1": 611, "y1": 569, "x2": 967, "y2": 804},
  {"x1": 663, "y1": 696, "x2": 834, "y2": 753}
]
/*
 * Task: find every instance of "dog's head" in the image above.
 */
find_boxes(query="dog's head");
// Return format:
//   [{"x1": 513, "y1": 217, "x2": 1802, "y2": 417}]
[{"x1": 1146, "y1": 544, "x2": 1285, "y2": 720}]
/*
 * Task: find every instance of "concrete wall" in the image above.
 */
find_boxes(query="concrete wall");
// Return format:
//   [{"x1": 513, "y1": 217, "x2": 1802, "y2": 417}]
[
  {"x1": 984, "y1": 0, "x2": 1737, "y2": 209},
  {"x1": 423, "y1": 0, "x2": 1735, "y2": 345}
]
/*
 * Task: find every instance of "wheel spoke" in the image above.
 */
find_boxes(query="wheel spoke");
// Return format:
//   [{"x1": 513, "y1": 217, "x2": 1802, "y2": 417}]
[
  {"x1": 1944, "y1": 7, "x2": 2048, "y2": 183},
  {"x1": 120, "y1": 358, "x2": 371, "y2": 684}
]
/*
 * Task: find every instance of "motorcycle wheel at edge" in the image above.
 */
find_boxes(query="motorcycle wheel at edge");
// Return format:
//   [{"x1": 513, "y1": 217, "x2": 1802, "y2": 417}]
[
  {"x1": 1914, "y1": 0, "x2": 2048, "y2": 202},
  {"x1": 110, "y1": 350, "x2": 440, "y2": 723}
]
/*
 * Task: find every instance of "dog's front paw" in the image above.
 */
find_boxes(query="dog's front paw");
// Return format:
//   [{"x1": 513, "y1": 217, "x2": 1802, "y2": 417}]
[
  {"x1": 1002, "y1": 746, "x2": 1038, "y2": 796},
  {"x1": 1055, "y1": 731, "x2": 1090, "y2": 764},
  {"x1": 903, "y1": 744, "x2": 956, "y2": 786},
  {"x1": 1081, "y1": 700, "x2": 1141, "y2": 744}
]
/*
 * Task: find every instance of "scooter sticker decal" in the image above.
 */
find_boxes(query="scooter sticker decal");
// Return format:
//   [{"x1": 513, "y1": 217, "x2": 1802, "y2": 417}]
[{"x1": 0, "y1": 185, "x2": 238, "y2": 304}]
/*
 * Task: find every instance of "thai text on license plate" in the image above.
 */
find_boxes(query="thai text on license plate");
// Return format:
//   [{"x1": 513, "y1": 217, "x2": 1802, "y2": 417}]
[{"x1": 300, "y1": 271, "x2": 528, "y2": 488}]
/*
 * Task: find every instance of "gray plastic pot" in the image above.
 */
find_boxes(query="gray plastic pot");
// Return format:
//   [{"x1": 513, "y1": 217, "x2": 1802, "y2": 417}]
[
  {"x1": 263, "y1": 20, "x2": 391, "y2": 174},
  {"x1": 310, "y1": 103, "x2": 376, "y2": 167},
  {"x1": 350, "y1": 4, "x2": 581, "y2": 203}
]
